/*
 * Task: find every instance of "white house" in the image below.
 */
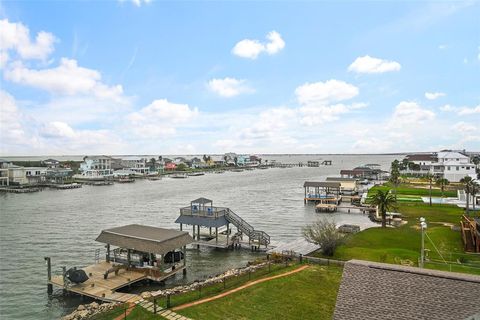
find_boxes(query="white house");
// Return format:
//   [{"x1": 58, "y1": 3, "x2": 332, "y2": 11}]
[
  {"x1": 0, "y1": 160, "x2": 28, "y2": 185},
  {"x1": 77, "y1": 156, "x2": 114, "y2": 179},
  {"x1": 435, "y1": 151, "x2": 476, "y2": 182},
  {"x1": 25, "y1": 167, "x2": 48, "y2": 184},
  {"x1": 120, "y1": 157, "x2": 148, "y2": 175}
]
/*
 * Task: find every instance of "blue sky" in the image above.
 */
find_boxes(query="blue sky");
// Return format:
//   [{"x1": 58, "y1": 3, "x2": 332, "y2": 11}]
[{"x1": 0, "y1": 0, "x2": 479, "y2": 155}]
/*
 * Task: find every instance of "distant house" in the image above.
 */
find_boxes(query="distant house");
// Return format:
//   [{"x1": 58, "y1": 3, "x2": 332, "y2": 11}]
[
  {"x1": 120, "y1": 157, "x2": 148, "y2": 175},
  {"x1": 165, "y1": 162, "x2": 177, "y2": 171},
  {"x1": 401, "y1": 151, "x2": 476, "y2": 182},
  {"x1": 325, "y1": 177, "x2": 358, "y2": 194},
  {"x1": 46, "y1": 168, "x2": 73, "y2": 184},
  {"x1": 0, "y1": 159, "x2": 28, "y2": 185},
  {"x1": 77, "y1": 156, "x2": 114, "y2": 179},
  {"x1": 42, "y1": 158, "x2": 60, "y2": 168},
  {"x1": 333, "y1": 260, "x2": 480, "y2": 320},
  {"x1": 25, "y1": 167, "x2": 48, "y2": 184}
]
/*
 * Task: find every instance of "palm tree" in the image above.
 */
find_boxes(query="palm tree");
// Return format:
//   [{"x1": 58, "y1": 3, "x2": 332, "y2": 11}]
[
  {"x1": 149, "y1": 157, "x2": 156, "y2": 171},
  {"x1": 370, "y1": 190, "x2": 397, "y2": 228},
  {"x1": 435, "y1": 178, "x2": 449, "y2": 197},
  {"x1": 424, "y1": 173, "x2": 434, "y2": 206},
  {"x1": 460, "y1": 176, "x2": 473, "y2": 216},
  {"x1": 470, "y1": 181, "x2": 479, "y2": 214},
  {"x1": 389, "y1": 160, "x2": 400, "y2": 199}
]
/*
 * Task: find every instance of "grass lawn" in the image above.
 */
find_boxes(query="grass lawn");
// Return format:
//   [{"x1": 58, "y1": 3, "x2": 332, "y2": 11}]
[
  {"x1": 156, "y1": 263, "x2": 294, "y2": 309},
  {"x1": 367, "y1": 183, "x2": 458, "y2": 200},
  {"x1": 177, "y1": 265, "x2": 343, "y2": 320},
  {"x1": 313, "y1": 202, "x2": 480, "y2": 275}
]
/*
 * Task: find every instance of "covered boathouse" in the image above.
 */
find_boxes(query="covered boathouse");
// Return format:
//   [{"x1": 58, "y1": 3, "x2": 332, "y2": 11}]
[
  {"x1": 175, "y1": 198, "x2": 271, "y2": 250},
  {"x1": 303, "y1": 181, "x2": 341, "y2": 204},
  {"x1": 47, "y1": 224, "x2": 193, "y2": 303}
]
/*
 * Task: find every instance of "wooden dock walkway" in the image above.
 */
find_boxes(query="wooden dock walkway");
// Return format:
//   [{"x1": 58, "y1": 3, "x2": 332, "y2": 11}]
[{"x1": 49, "y1": 261, "x2": 183, "y2": 303}]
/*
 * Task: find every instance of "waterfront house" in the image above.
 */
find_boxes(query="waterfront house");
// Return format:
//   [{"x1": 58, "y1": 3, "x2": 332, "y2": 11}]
[
  {"x1": 46, "y1": 168, "x2": 73, "y2": 184},
  {"x1": 165, "y1": 162, "x2": 177, "y2": 171},
  {"x1": 340, "y1": 166, "x2": 386, "y2": 180},
  {"x1": 42, "y1": 158, "x2": 61, "y2": 168},
  {"x1": 77, "y1": 156, "x2": 114, "y2": 180},
  {"x1": 0, "y1": 159, "x2": 27, "y2": 185},
  {"x1": 120, "y1": 156, "x2": 148, "y2": 175},
  {"x1": 400, "y1": 151, "x2": 476, "y2": 182},
  {"x1": 25, "y1": 167, "x2": 47, "y2": 184},
  {"x1": 326, "y1": 177, "x2": 358, "y2": 195},
  {"x1": 333, "y1": 260, "x2": 480, "y2": 320}
]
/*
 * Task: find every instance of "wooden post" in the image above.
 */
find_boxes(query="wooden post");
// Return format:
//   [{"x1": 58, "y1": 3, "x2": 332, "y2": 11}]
[
  {"x1": 180, "y1": 223, "x2": 183, "y2": 231},
  {"x1": 226, "y1": 223, "x2": 229, "y2": 246},
  {"x1": 215, "y1": 227, "x2": 218, "y2": 243},
  {"x1": 166, "y1": 294, "x2": 171, "y2": 308},
  {"x1": 106, "y1": 244, "x2": 110, "y2": 262},
  {"x1": 197, "y1": 225, "x2": 200, "y2": 240},
  {"x1": 44, "y1": 257, "x2": 52, "y2": 294},
  {"x1": 62, "y1": 266, "x2": 67, "y2": 290},
  {"x1": 153, "y1": 297, "x2": 157, "y2": 314},
  {"x1": 182, "y1": 245, "x2": 187, "y2": 276},
  {"x1": 127, "y1": 249, "x2": 131, "y2": 267},
  {"x1": 192, "y1": 225, "x2": 195, "y2": 239}
]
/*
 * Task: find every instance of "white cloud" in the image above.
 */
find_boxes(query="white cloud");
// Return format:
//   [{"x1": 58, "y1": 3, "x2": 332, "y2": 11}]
[
  {"x1": 40, "y1": 121, "x2": 76, "y2": 138},
  {"x1": 126, "y1": 99, "x2": 199, "y2": 137},
  {"x1": 440, "y1": 104, "x2": 480, "y2": 115},
  {"x1": 4, "y1": 58, "x2": 126, "y2": 103},
  {"x1": 232, "y1": 31, "x2": 285, "y2": 59},
  {"x1": 299, "y1": 103, "x2": 367, "y2": 126},
  {"x1": 348, "y1": 55, "x2": 401, "y2": 74},
  {"x1": 453, "y1": 121, "x2": 478, "y2": 134},
  {"x1": 295, "y1": 80, "x2": 359, "y2": 105},
  {"x1": 458, "y1": 105, "x2": 480, "y2": 115},
  {"x1": 389, "y1": 101, "x2": 435, "y2": 127},
  {"x1": 0, "y1": 19, "x2": 56, "y2": 65},
  {"x1": 438, "y1": 44, "x2": 448, "y2": 50},
  {"x1": 294, "y1": 80, "x2": 363, "y2": 126},
  {"x1": 425, "y1": 92, "x2": 445, "y2": 100},
  {"x1": 119, "y1": 0, "x2": 152, "y2": 6},
  {"x1": 0, "y1": 90, "x2": 30, "y2": 149},
  {"x1": 207, "y1": 77, "x2": 254, "y2": 98}
]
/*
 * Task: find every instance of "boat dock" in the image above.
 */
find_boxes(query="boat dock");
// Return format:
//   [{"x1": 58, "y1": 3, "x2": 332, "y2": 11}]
[
  {"x1": 47, "y1": 225, "x2": 193, "y2": 303},
  {"x1": 0, "y1": 187, "x2": 41, "y2": 193},
  {"x1": 268, "y1": 238, "x2": 320, "y2": 256},
  {"x1": 176, "y1": 198, "x2": 271, "y2": 251}
]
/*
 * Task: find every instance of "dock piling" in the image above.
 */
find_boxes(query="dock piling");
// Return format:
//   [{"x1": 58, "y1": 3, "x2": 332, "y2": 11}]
[{"x1": 44, "y1": 257, "x2": 53, "y2": 294}]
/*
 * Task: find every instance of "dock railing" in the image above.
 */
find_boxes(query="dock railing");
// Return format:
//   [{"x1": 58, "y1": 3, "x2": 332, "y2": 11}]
[{"x1": 179, "y1": 206, "x2": 228, "y2": 218}]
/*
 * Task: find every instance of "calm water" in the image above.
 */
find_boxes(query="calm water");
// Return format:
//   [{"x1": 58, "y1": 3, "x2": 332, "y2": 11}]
[{"x1": 0, "y1": 154, "x2": 399, "y2": 320}]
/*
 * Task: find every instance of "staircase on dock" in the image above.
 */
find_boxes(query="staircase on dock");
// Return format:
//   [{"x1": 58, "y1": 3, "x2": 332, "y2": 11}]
[{"x1": 225, "y1": 209, "x2": 270, "y2": 247}]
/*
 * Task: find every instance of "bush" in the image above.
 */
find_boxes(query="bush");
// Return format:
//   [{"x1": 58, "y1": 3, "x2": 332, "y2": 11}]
[{"x1": 302, "y1": 219, "x2": 345, "y2": 256}]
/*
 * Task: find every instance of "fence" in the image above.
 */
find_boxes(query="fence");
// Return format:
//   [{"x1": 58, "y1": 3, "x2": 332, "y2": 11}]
[{"x1": 149, "y1": 260, "x2": 296, "y2": 311}]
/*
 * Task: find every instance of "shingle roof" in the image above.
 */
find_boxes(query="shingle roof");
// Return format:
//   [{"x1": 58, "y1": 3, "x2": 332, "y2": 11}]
[
  {"x1": 333, "y1": 260, "x2": 480, "y2": 320},
  {"x1": 95, "y1": 224, "x2": 193, "y2": 255},
  {"x1": 191, "y1": 197, "x2": 213, "y2": 204},
  {"x1": 406, "y1": 154, "x2": 437, "y2": 161}
]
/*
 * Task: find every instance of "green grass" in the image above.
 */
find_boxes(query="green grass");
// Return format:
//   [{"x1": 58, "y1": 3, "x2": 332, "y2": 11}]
[
  {"x1": 312, "y1": 201, "x2": 480, "y2": 275},
  {"x1": 367, "y1": 184, "x2": 457, "y2": 198},
  {"x1": 156, "y1": 263, "x2": 295, "y2": 309},
  {"x1": 177, "y1": 265, "x2": 343, "y2": 320}
]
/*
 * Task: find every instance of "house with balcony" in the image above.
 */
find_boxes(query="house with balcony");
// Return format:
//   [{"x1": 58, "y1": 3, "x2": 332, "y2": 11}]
[
  {"x1": 120, "y1": 157, "x2": 148, "y2": 175},
  {"x1": 76, "y1": 156, "x2": 114, "y2": 180},
  {"x1": 25, "y1": 167, "x2": 48, "y2": 184},
  {"x1": 400, "y1": 151, "x2": 476, "y2": 182},
  {"x1": 0, "y1": 159, "x2": 28, "y2": 185}
]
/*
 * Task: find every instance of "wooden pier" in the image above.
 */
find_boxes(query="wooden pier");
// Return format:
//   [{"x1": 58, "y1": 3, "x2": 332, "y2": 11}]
[
  {"x1": 47, "y1": 224, "x2": 193, "y2": 302},
  {"x1": 176, "y1": 198, "x2": 271, "y2": 250}
]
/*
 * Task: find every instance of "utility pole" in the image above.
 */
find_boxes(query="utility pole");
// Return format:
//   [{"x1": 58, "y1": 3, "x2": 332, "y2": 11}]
[{"x1": 420, "y1": 217, "x2": 427, "y2": 268}]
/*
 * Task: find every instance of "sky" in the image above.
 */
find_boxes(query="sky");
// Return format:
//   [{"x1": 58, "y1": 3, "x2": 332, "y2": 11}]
[{"x1": 0, "y1": 0, "x2": 479, "y2": 156}]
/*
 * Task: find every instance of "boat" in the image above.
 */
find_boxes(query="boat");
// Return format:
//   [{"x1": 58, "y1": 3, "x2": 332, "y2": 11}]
[
  {"x1": 258, "y1": 166, "x2": 269, "y2": 170},
  {"x1": 188, "y1": 172, "x2": 205, "y2": 176},
  {"x1": 170, "y1": 173, "x2": 188, "y2": 179},
  {"x1": 117, "y1": 177, "x2": 135, "y2": 183},
  {"x1": 148, "y1": 176, "x2": 161, "y2": 181},
  {"x1": 214, "y1": 170, "x2": 225, "y2": 174},
  {"x1": 231, "y1": 169, "x2": 244, "y2": 172}
]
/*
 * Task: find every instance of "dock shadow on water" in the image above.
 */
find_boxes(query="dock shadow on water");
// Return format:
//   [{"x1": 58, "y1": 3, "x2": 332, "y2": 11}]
[{"x1": 0, "y1": 154, "x2": 396, "y2": 319}]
